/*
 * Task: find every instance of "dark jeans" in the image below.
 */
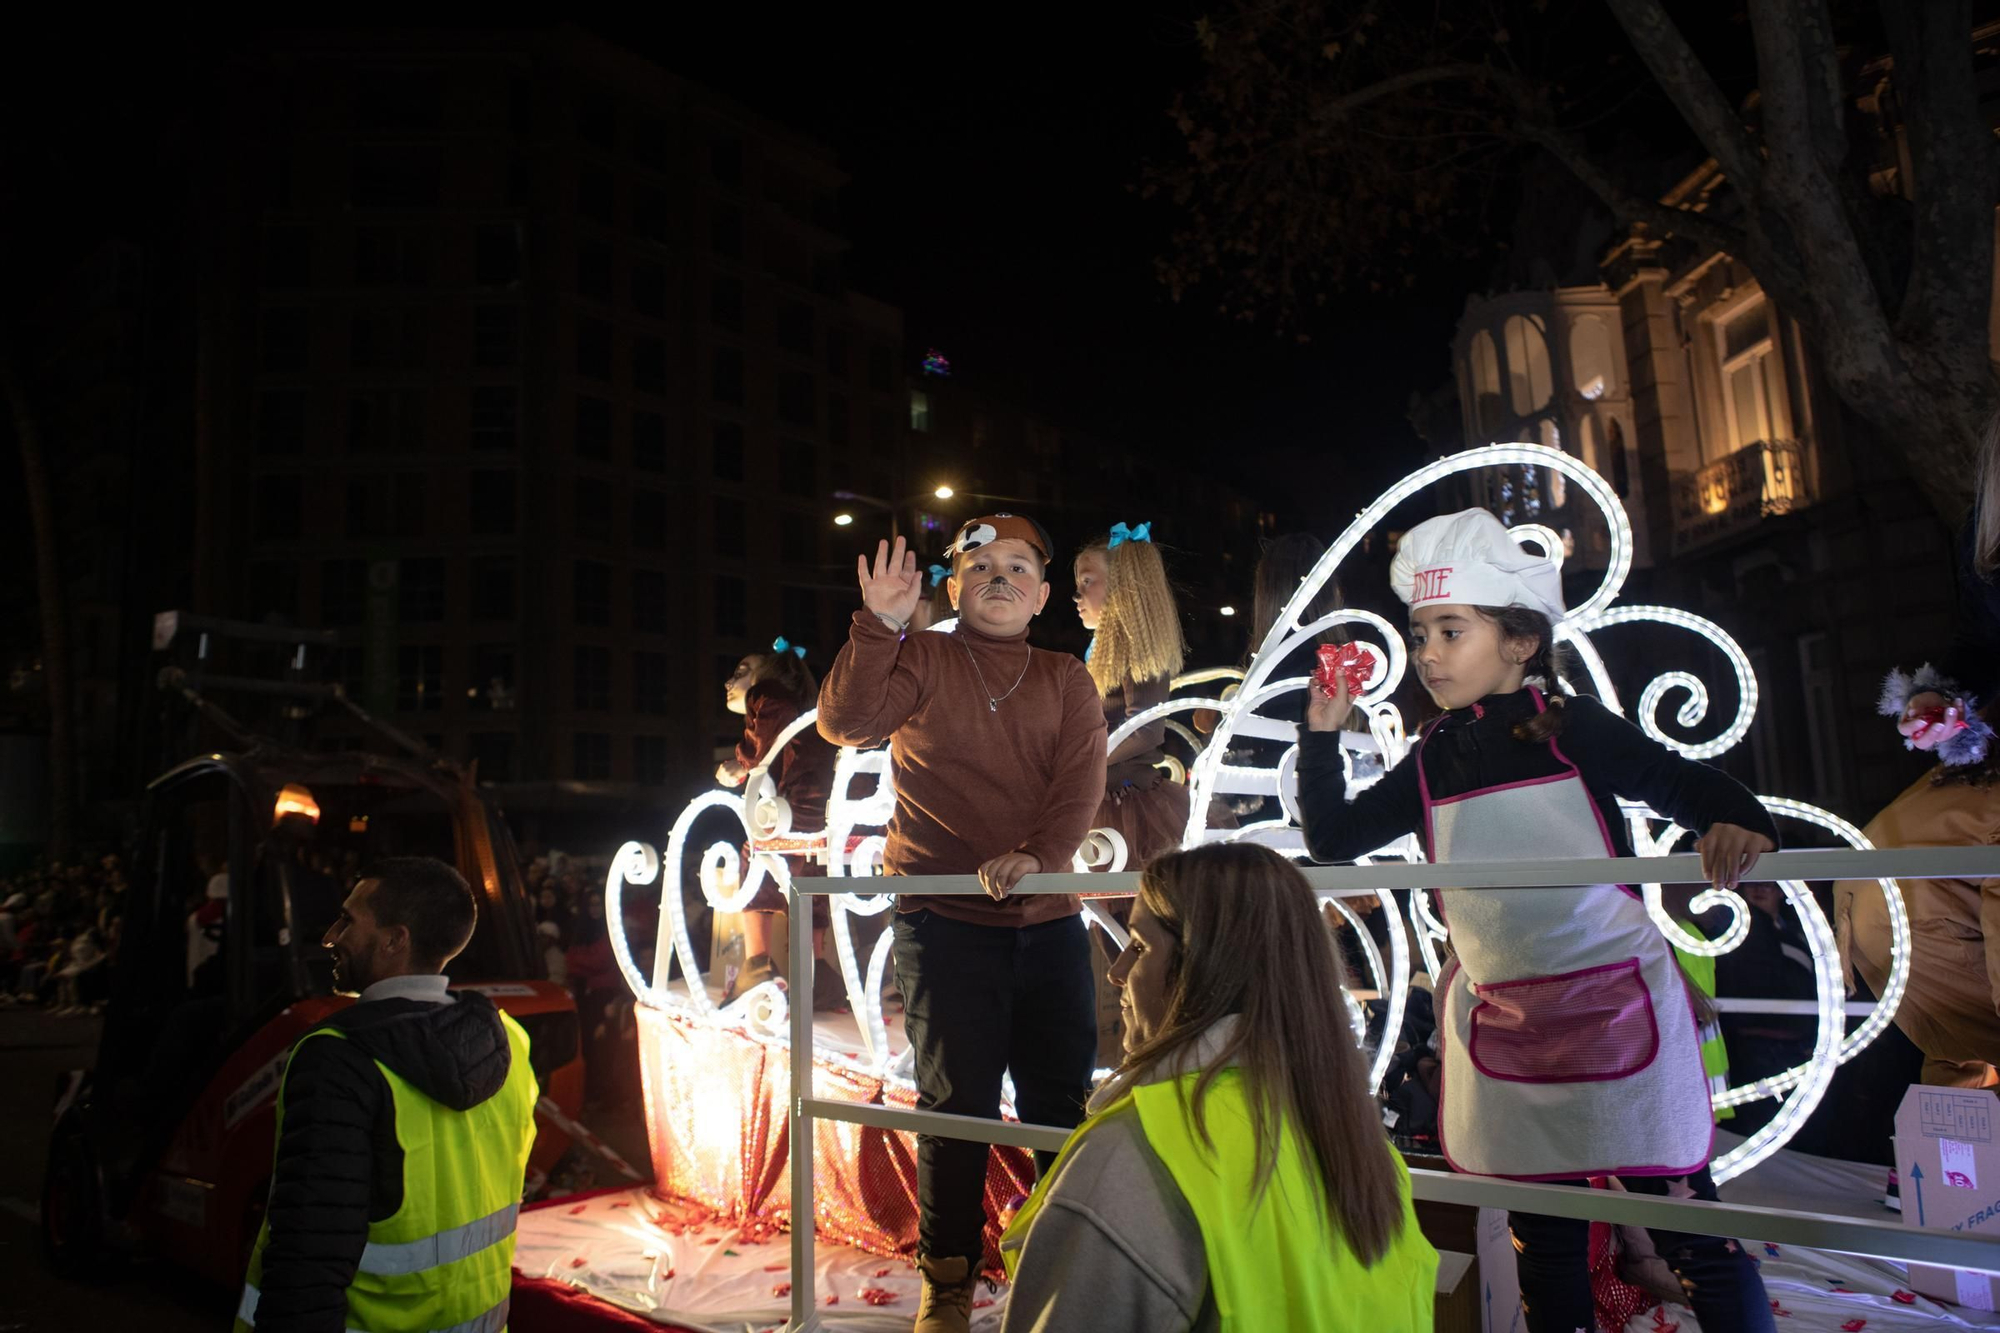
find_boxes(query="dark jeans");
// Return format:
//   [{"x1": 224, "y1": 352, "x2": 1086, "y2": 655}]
[
  {"x1": 1509, "y1": 1167, "x2": 1774, "y2": 1333},
  {"x1": 892, "y1": 909, "x2": 1096, "y2": 1265}
]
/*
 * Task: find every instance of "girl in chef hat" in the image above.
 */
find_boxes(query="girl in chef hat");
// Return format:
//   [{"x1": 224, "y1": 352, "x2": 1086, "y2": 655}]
[{"x1": 1296, "y1": 507, "x2": 1780, "y2": 1333}]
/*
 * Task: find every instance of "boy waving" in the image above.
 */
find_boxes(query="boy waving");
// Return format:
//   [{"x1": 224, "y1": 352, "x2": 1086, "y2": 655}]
[{"x1": 818, "y1": 518, "x2": 1106, "y2": 1333}]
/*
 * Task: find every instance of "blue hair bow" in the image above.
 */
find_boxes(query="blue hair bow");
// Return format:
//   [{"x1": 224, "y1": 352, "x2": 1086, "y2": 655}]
[
  {"x1": 928, "y1": 563, "x2": 950, "y2": 587},
  {"x1": 771, "y1": 636, "x2": 807, "y2": 659},
  {"x1": 1108, "y1": 521, "x2": 1152, "y2": 548}
]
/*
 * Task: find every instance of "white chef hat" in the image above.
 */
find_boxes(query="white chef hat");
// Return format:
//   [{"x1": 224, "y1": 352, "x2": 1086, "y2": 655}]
[{"x1": 1390, "y1": 509, "x2": 1566, "y2": 623}]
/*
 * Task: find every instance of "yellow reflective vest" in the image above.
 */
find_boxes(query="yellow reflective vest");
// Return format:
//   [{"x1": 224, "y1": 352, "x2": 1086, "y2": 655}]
[
  {"x1": 1674, "y1": 918, "x2": 1735, "y2": 1123},
  {"x1": 235, "y1": 1011, "x2": 538, "y2": 1333},
  {"x1": 1006, "y1": 1068, "x2": 1438, "y2": 1331}
]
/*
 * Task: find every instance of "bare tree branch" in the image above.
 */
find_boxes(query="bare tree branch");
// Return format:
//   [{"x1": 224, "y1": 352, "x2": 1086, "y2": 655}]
[
  {"x1": 1516, "y1": 121, "x2": 1763, "y2": 280},
  {"x1": 1600, "y1": 0, "x2": 1765, "y2": 191},
  {"x1": 1310, "y1": 62, "x2": 1513, "y2": 125},
  {"x1": 1749, "y1": 0, "x2": 1849, "y2": 173}
]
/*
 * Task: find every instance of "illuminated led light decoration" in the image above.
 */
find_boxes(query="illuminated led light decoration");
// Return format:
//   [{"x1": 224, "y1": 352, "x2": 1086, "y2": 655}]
[
  {"x1": 921, "y1": 348, "x2": 951, "y2": 376},
  {"x1": 620, "y1": 442, "x2": 1906, "y2": 1196},
  {"x1": 1172, "y1": 441, "x2": 1905, "y2": 1183}
]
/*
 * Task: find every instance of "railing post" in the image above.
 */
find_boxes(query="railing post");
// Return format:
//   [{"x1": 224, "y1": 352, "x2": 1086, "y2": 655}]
[{"x1": 787, "y1": 880, "x2": 820, "y2": 1330}]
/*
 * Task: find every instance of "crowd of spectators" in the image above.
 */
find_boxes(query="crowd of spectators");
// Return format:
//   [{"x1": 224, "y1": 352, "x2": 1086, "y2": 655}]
[
  {"x1": 0, "y1": 852, "x2": 126, "y2": 1015},
  {"x1": 0, "y1": 838, "x2": 678, "y2": 1118},
  {"x1": 521, "y1": 850, "x2": 656, "y2": 1110}
]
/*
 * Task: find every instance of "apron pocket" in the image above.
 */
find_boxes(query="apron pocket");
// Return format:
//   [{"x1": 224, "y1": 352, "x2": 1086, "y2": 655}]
[{"x1": 1468, "y1": 958, "x2": 1658, "y2": 1083}]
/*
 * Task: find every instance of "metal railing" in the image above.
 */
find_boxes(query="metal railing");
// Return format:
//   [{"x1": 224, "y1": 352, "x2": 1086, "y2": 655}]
[{"x1": 776, "y1": 847, "x2": 2000, "y2": 1331}]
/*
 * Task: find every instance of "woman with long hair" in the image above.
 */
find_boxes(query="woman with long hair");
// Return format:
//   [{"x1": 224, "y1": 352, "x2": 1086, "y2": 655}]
[
  {"x1": 1074, "y1": 524, "x2": 1191, "y2": 867},
  {"x1": 1000, "y1": 841, "x2": 1436, "y2": 1330},
  {"x1": 1248, "y1": 531, "x2": 1348, "y2": 667}
]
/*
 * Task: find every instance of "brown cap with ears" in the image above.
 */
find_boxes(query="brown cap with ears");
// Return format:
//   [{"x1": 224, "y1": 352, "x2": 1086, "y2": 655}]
[{"x1": 945, "y1": 513, "x2": 1054, "y2": 565}]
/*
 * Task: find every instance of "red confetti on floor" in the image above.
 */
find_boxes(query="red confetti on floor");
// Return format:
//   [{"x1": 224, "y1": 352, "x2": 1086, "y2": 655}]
[
  {"x1": 974, "y1": 1298, "x2": 996, "y2": 1309},
  {"x1": 663, "y1": 1269, "x2": 676, "y2": 1280},
  {"x1": 873, "y1": 1267, "x2": 891, "y2": 1278},
  {"x1": 762, "y1": 1262, "x2": 788, "y2": 1271},
  {"x1": 568, "y1": 1204, "x2": 588, "y2": 1215},
  {"x1": 611, "y1": 1200, "x2": 631, "y2": 1208},
  {"x1": 1841, "y1": 1320, "x2": 1868, "y2": 1331},
  {"x1": 772, "y1": 1282, "x2": 791, "y2": 1298},
  {"x1": 569, "y1": 1257, "x2": 587, "y2": 1269},
  {"x1": 1892, "y1": 1290, "x2": 1917, "y2": 1305},
  {"x1": 825, "y1": 1294, "x2": 839, "y2": 1305},
  {"x1": 859, "y1": 1287, "x2": 899, "y2": 1306},
  {"x1": 702, "y1": 1236, "x2": 721, "y2": 1245}
]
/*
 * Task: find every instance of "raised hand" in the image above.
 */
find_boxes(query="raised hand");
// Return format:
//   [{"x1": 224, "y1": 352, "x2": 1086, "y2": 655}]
[
  {"x1": 858, "y1": 536, "x2": 924, "y2": 626},
  {"x1": 1305, "y1": 675, "x2": 1354, "y2": 733}
]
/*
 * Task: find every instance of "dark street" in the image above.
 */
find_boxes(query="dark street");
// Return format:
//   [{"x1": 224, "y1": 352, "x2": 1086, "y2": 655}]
[{"x1": 0, "y1": 1008, "x2": 220, "y2": 1330}]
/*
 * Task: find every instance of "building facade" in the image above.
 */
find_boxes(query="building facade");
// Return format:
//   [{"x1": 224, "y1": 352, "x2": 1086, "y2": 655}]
[
  {"x1": 13, "y1": 26, "x2": 1273, "y2": 849},
  {"x1": 1446, "y1": 169, "x2": 1962, "y2": 821},
  {"x1": 154, "y1": 28, "x2": 922, "y2": 840}
]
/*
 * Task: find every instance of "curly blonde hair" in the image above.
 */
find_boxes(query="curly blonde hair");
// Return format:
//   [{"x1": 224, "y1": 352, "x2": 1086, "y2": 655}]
[{"x1": 1081, "y1": 533, "x2": 1186, "y2": 696}]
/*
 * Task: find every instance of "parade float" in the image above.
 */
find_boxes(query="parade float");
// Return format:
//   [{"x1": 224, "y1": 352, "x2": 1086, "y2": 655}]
[{"x1": 511, "y1": 444, "x2": 1974, "y2": 1333}]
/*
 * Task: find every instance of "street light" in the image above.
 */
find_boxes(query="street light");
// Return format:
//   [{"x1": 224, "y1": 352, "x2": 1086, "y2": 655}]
[
  {"x1": 1219, "y1": 605, "x2": 1237, "y2": 617},
  {"x1": 830, "y1": 487, "x2": 958, "y2": 542}
]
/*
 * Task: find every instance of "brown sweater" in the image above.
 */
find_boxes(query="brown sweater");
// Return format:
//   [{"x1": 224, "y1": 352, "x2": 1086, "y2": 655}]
[
  {"x1": 817, "y1": 610, "x2": 1107, "y2": 926},
  {"x1": 1104, "y1": 673, "x2": 1172, "y2": 792},
  {"x1": 734, "y1": 682, "x2": 836, "y2": 831}
]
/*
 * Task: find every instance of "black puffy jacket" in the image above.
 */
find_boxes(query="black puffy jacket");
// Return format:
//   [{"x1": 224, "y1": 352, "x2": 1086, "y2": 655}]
[{"x1": 250, "y1": 988, "x2": 516, "y2": 1333}]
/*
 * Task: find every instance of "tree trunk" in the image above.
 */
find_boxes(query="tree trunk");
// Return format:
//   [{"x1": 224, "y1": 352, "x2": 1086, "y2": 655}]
[
  {"x1": 1596, "y1": 0, "x2": 1999, "y2": 524},
  {"x1": 0, "y1": 338, "x2": 79, "y2": 860}
]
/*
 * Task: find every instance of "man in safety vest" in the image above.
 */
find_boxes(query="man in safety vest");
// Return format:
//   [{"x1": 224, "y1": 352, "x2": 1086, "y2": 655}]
[{"x1": 237, "y1": 857, "x2": 537, "y2": 1333}]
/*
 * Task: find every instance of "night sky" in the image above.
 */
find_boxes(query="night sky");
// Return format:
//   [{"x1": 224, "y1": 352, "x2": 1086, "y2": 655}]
[
  {"x1": 606, "y1": 7, "x2": 1493, "y2": 531},
  {"x1": 1, "y1": 13, "x2": 1501, "y2": 537}
]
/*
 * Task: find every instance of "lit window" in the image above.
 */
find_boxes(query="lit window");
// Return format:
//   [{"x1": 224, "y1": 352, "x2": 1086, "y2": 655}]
[
  {"x1": 1502, "y1": 314, "x2": 1552, "y2": 417},
  {"x1": 910, "y1": 390, "x2": 930, "y2": 432},
  {"x1": 1468, "y1": 330, "x2": 1502, "y2": 436},
  {"x1": 1719, "y1": 298, "x2": 1783, "y2": 452},
  {"x1": 1569, "y1": 314, "x2": 1614, "y2": 401}
]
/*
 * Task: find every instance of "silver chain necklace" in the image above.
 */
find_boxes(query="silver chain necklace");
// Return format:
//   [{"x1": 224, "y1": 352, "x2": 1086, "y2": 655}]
[{"x1": 956, "y1": 631, "x2": 1032, "y2": 712}]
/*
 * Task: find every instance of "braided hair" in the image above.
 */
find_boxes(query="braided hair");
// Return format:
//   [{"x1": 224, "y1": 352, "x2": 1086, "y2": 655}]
[
  {"x1": 1080, "y1": 533, "x2": 1186, "y2": 697},
  {"x1": 1471, "y1": 605, "x2": 1574, "y2": 742}
]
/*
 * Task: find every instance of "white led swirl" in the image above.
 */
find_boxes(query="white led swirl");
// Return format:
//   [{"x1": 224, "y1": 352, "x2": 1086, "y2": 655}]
[
  {"x1": 624, "y1": 442, "x2": 1913, "y2": 1169},
  {"x1": 1711, "y1": 874, "x2": 1845, "y2": 1183},
  {"x1": 604, "y1": 839, "x2": 661, "y2": 1006},
  {"x1": 1567, "y1": 605, "x2": 1758, "y2": 760}
]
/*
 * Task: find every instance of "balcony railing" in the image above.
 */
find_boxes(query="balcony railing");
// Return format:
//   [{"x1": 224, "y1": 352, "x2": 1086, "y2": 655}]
[{"x1": 1672, "y1": 438, "x2": 1810, "y2": 552}]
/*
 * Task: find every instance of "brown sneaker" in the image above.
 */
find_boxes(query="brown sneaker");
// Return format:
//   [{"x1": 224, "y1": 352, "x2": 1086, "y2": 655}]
[{"x1": 914, "y1": 1253, "x2": 977, "y2": 1333}]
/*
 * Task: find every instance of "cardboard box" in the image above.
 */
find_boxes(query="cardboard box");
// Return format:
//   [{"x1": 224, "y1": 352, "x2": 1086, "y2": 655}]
[
  {"x1": 1894, "y1": 1084, "x2": 2000, "y2": 1310},
  {"x1": 1473, "y1": 1206, "x2": 1524, "y2": 1333}
]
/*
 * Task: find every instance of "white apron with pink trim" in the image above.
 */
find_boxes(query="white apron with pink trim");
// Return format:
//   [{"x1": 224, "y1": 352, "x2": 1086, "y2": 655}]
[{"x1": 1424, "y1": 706, "x2": 1712, "y2": 1180}]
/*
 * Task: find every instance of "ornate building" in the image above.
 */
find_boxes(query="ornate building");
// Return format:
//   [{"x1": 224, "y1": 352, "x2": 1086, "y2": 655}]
[{"x1": 1446, "y1": 153, "x2": 1963, "y2": 820}]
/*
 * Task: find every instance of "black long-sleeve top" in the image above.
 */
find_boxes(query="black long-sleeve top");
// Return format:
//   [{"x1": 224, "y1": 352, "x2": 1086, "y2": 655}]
[{"x1": 1297, "y1": 689, "x2": 1778, "y2": 865}]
